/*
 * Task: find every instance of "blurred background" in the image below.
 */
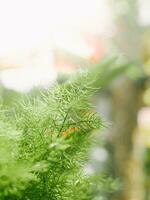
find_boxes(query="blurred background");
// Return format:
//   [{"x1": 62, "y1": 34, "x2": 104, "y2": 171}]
[{"x1": 1, "y1": 0, "x2": 150, "y2": 200}]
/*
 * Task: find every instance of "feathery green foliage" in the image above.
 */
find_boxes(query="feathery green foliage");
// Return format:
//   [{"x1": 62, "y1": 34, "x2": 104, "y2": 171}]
[{"x1": 0, "y1": 69, "x2": 103, "y2": 200}]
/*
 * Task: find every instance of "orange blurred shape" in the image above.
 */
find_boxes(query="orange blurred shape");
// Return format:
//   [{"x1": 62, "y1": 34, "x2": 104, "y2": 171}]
[
  {"x1": 85, "y1": 35, "x2": 106, "y2": 63},
  {"x1": 62, "y1": 127, "x2": 78, "y2": 137}
]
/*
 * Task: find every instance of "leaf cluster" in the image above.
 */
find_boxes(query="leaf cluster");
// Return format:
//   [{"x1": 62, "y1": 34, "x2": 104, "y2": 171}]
[{"x1": 0, "y1": 70, "x2": 102, "y2": 200}]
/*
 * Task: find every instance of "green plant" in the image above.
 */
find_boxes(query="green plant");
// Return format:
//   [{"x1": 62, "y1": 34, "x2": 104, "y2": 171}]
[
  {"x1": 0, "y1": 67, "x2": 103, "y2": 200},
  {"x1": 0, "y1": 56, "x2": 127, "y2": 199}
]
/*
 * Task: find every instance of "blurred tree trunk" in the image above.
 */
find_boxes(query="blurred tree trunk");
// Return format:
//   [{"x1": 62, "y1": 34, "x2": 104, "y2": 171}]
[
  {"x1": 109, "y1": 0, "x2": 145, "y2": 200},
  {"x1": 111, "y1": 78, "x2": 143, "y2": 200}
]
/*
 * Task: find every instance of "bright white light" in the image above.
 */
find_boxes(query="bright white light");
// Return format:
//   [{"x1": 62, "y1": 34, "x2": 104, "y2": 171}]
[
  {"x1": 0, "y1": 66, "x2": 57, "y2": 92},
  {"x1": 138, "y1": 0, "x2": 150, "y2": 26},
  {"x1": 0, "y1": 49, "x2": 56, "y2": 92},
  {"x1": 0, "y1": 0, "x2": 111, "y2": 57},
  {"x1": 0, "y1": 0, "x2": 112, "y2": 92},
  {"x1": 53, "y1": 31, "x2": 94, "y2": 58}
]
